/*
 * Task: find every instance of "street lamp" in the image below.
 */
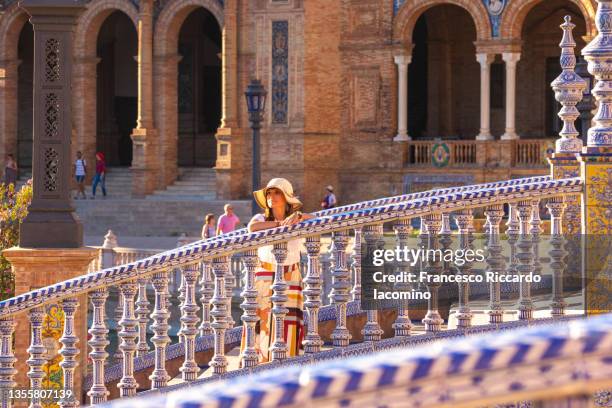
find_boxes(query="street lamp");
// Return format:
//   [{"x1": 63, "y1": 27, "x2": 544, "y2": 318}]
[
  {"x1": 575, "y1": 56, "x2": 595, "y2": 144},
  {"x1": 245, "y1": 79, "x2": 267, "y2": 215}
]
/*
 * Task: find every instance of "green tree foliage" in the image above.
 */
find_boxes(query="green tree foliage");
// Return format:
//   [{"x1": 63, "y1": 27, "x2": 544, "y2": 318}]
[{"x1": 0, "y1": 180, "x2": 33, "y2": 300}]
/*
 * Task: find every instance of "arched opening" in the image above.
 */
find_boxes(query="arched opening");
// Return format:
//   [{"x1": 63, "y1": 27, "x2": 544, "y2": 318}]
[
  {"x1": 96, "y1": 11, "x2": 137, "y2": 166},
  {"x1": 17, "y1": 21, "x2": 33, "y2": 169},
  {"x1": 177, "y1": 7, "x2": 221, "y2": 167},
  {"x1": 516, "y1": 0, "x2": 587, "y2": 139},
  {"x1": 407, "y1": 4, "x2": 479, "y2": 139}
]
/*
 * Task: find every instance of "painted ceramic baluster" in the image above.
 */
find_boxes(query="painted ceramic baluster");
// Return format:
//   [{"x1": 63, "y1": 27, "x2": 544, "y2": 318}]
[
  {"x1": 303, "y1": 236, "x2": 324, "y2": 353},
  {"x1": 88, "y1": 288, "x2": 110, "y2": 404},
  {"x1": 180, "y1": 263, "x2": 201, "y2": 381},
  {"x1": 149, "y1": 270, "x2": 171, "y2": 389},
  {"x1": 516, "y1": 200, "x2": 534, "y2": 320},
  {"x1": 178, "y1": 270, "x2": 186, "y2": 344},
  {"x1": 351, "y1": 228, "x2": 363, "y2": 302},
  {"x1": 59, "y1": 297, "x2": 79, "y2": 408},
  {"x1": 118, "y1": 281, "x2": 139, "y2": 397},
  {"x1": 210, "y1": 256, "x2": 230, "y2": 374},
  {"x1": 135, "y1": 278, "x2": 150, "y2": 357},
  {"x1": 422, "y1": 214, "x2": 444, "y2": 332},
  {"x1": 547, "y1": 197, "x2": 568, "y2": 317},
  {"x1": 113, "y1": 289, "x2": 124, "y2": 362},
  {"x1": 485, "y1": 205, "x2": 505, "y2": 324},
  {"x1": 239, "y1": 250, "x2": 260, "y2": 367},
  {"x1": 330, "y1": 230, "x2": 352, "y2": 347},
  {"x1": 393, "y1": 218, "x2": 413, "y2": 336},
  {"x1": 362, "y1": 225, "x2": 384, "y2": 342},
  {"x1": 27, "y1": 307, "x2": 46, "y2": 408},
  {"x1": 199, "y1": 260, "x2": 214, "y2": 336},
  {"x1": 506, "y1": 204, "x2": 520, "y2": 276},
  {"x1": 0, "y1": 317, "x2": 16, "y2": 408},
  {"x1": 455, "y1": 210, "x2": 474, "y2": 328},
  {"x1": 225, "y1": 262, "x2": 236, "y2": 330},
  {"x1": 270, "y1": 243, "x2": 289, "y2": 361},
  {"x1": 530, "y1": 200, "x2": 543, "y2": 276}
]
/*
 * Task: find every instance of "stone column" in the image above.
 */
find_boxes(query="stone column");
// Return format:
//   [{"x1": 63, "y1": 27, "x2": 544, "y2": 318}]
[
  {"x1": 501, "y1": 52, "x2": 521, "y2": 140},
  {"x1": 476, "y1": 53, "x2": 494, "y2": 141},
  {"x1": 130, "y1": 0, "x2": 157, "y2": 197},
  {"x1": 0, "y1": 59, "x2": 21, "y2": 163},
  {"x1": 579, "y1": 0, "x2": 612, "y2": 316},
  {"x1": 3, "y1": 248, "x2": 97, "y2": 399},
  {"x1": 394, "y1": 54, "x2": 411, "y2": 142},
  {"x1": 18, "y1": 0, "x2": 84, "y2": 247}
]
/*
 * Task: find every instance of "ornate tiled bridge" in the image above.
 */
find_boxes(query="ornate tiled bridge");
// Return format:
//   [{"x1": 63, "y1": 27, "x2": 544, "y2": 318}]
[{"x1": 1, "y1": 2, "x2": 612, "y2": 408}]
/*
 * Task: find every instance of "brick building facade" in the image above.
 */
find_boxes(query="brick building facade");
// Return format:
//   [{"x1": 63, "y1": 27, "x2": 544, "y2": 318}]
[{"x1": 0, "y1": 0, "x2": 597, "y2": 210}]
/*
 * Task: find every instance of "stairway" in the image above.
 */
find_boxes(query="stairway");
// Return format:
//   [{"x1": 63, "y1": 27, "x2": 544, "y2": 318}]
[
  {"x1": 146, "y1": 168, "x2": 217, "y2": 201},
  {"x1": 83, "y1": 167, "x2": 133, "y2": 199}
]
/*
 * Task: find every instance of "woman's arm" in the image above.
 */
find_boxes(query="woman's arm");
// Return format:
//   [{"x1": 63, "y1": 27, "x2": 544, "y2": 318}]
[
  {"x1": 248, "y1": 219, "x2": 281, "y2": 232},
  {"x1": 279, "y1": 211, "x2": 315, "y2": 226}
]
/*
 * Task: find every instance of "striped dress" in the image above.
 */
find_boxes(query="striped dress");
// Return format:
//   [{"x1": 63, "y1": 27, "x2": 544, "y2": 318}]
[{"x1": 240, "y1": 214, "x2": 304, "y2": 363}]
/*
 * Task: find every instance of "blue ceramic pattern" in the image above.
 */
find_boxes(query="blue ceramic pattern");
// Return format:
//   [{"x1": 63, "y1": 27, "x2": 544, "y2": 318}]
[{"x1": 272, "y1": 21, "x2": 289, "y2": 124}]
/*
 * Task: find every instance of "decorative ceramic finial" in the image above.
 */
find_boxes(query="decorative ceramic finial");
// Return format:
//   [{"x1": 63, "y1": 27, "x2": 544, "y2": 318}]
[
  {"x1": 551, "y1": 15, "x2": 587, "y2": 154},
  {"x1": 102, "y1": 229, "x2": 117, "y2": 249},
  {"x1": 582, "y1": 1, "x2": 612, "y2": 149}
]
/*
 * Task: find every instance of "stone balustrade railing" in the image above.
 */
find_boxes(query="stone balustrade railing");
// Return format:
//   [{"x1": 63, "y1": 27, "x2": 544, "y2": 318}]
[
  {"x1": 403, "y1": 139, "x2": 553, "y2": 168},
  {"x1": 101, "y1": 313, "x2": 612, "y2": 408},
  {"x1": 0, "y1": 175, "x2": 584, "y2": 406}
]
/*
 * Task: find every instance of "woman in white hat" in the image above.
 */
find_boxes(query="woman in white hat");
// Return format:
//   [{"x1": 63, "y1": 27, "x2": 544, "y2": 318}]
[{"x1": 240, "y1": 178, "x2": 313, "y2": 364}]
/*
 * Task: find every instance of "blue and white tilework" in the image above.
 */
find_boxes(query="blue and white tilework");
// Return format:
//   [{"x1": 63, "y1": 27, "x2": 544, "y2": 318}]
[{"x1": 272, "y1": 21, "x2": 289, "y2": 124}]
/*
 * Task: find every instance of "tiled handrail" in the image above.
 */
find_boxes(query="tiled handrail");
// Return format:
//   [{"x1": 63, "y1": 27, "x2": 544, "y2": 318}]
[
  {"x1": 101, "y1": 313, "x2": 612, "y2": 408},
  {"x1": 0, "y1": 176, "x2": 575, "y2": 318}
]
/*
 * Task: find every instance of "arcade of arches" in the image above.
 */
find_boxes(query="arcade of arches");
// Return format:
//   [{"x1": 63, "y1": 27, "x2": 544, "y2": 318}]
[{"x1": 0, "y1": 0, "x2": 597, "y2": 208}]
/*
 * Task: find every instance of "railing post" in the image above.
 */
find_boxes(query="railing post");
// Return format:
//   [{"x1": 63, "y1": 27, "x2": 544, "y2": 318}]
[
  {"x1": 27, "y1": 307, "x2": 46, "y2": 408},
  {"x1": 547, "y1": 197, "x2": 567, "y2": 317},
  {"x1": 210, "y1": 256, "x2": 230, "y2": 374},
  {"x1": 422, "y1": 214, "x2": 444, "y2": 332},
  {"x1": 303, "y1": 237, "x2": 324, "y2": 353},
  {"x1": 270, "y1": 243, "x2": 289, "y2": 361},
  {"x1": 199, "y1": 260, "x2": 214, "y2": 336},
  {"x1": 530, "y1": 200, "x2": 543, "y2": 275},
  {"x1": 516, "y1": 200, "x2": 534, "y2": 320},
  {"x1": 178, "y1": 270, "x2": 185, "y2": 344},
  {"x1": 149, "y1": 270, "x2": 171, "y2": 389},
  {"x1": 454, "y1": 210, "x2": 473, "y2": 328},
  {"x1": 330, "y1": 230, "x2": 352, "y2": 347},
  {"x1": 135, "y1": 278, "x2": 150, "y2": 357},
  {"x1": 580, "y1": 0, "x2": 612, "y2": 315},
  {"x1": 362, "y1": 225, "x2": 384, "y2": 342},
  {"x1": 0, "y1": 317, "x2": 16, "y2": 408},
  {"x1": 88, "y1": 288, "x2": 110, "y2": 404},
  {"x1": 180, "y1": 263, "x2": 201, "y2": 381},
  {"x1": 225, "y1": 263, "x2": 236, "y2": 330},
  {"x1": 239, "y1": 250, "x2": 260, "y2": 366},
  {"x1": 393, "y1": 218, "x2": 413, "y2": 337},
  {"x1": 484, "y1": 205, "x2": 505, "y2": 324},
  {"x1": 117, "y1": 281, "x2": 139, "y2": 397},
  {"x1": 350, "y1": 228, "x2": 362, "y2": 302},
  {"x1": 58, "y1": 297, "x2": 79, "y2": 408},
  {"x1": 506, "y1": 204, "x2": 520, "y2": 277}
]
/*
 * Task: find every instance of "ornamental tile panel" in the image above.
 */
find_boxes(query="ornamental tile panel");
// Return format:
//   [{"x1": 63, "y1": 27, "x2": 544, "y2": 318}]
[{"x1": 272, "y1": 21, "x2": 289, "y2": 124}]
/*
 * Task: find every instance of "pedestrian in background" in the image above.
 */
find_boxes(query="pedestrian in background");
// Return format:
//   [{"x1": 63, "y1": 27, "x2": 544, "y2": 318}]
[
  {"x1": 202, "y1": 213, "x2": 216, "y2": 239},
  {"x1": 320, "y1": 185, "x2": 337, "y2": 209},
  {"x1": 91, "y1": 152, "x2": 107, "y2": 199},
  {"x1": 217, "y1": 204, "x2": 240, "y2": 235},
  {"x1": 74, "y1": 151, "x2": 87, "y2": 199},
  {"x1": 3, "y1": 154, "x2": 17, "y2": 187}
]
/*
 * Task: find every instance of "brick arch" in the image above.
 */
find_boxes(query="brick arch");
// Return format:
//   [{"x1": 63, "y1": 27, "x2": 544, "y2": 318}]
[
  {"x1": 499, "y1": 0, "x2": 596, "y2": 40},
  {"x1": 0, "y1": 3, "x2": 29, "y2": 61},
  {"x1": 154, "y1": 0, "x2": 223, "y2": 56},
  {"x1": 393, "y1": 0, "x2": 492, "y2": 45},
  {"x1": 74, "y1": 0, "x2": 138, "y2": 58}
]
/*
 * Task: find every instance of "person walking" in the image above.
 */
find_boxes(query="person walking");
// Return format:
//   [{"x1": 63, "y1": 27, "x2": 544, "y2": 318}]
[
  {"x1": 91, "y1": 152, "x2": 107, "y2": 199},
  {"x1": 216, "y1": 204, "x2": 241, "y2": 235},
  {"x1": 320, "y1": 185, "x2": 337, "y2": 209},
  {"x1": 239, "y1": 178, "x2": 314, "y2": 364},
  {"x1": 3, "y1": 154, "x2": 17, "y2": 187},
  {"x1": 73, "y1": 151, "x2": 87, "y2": 199},
  {"x1": 201, "y1": 213, "x2": 216, "y2": 239}
]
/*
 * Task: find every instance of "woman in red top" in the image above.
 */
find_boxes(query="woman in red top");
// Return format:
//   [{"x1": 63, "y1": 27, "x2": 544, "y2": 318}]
[{"x1": 91, "y1": 152, "x2": 107, "y2": 198}]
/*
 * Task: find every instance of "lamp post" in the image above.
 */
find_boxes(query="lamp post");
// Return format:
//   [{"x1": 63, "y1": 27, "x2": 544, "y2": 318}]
[
  {"x1": 245, "y1": 79, "x2": 267, "y2": 215},
  {"x1": 575, "y1": 56, "x2": 595, "y2": 145}
]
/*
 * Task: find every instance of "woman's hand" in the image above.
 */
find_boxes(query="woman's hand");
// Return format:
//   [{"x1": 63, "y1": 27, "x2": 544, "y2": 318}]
[{"x1": 280, "y1": 213, "x2": 301, "y2": 226}]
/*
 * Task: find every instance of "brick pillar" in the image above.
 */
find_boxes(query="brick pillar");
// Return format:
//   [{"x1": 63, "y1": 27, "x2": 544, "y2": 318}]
[
  {"x1": 0, "y1": 59, "x2": 20, "y2": 166},
  {"x1": 3, "y1": 247, "x2": 97, "y2": 404},
  {"x1": 130, "y1": 0, "x2": 157, "y2": 197}
]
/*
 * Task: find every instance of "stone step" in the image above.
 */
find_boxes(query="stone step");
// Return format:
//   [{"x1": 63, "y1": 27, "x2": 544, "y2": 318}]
[{"x1": 163, "y1": 185, "x2": 216, "y2": 192}]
